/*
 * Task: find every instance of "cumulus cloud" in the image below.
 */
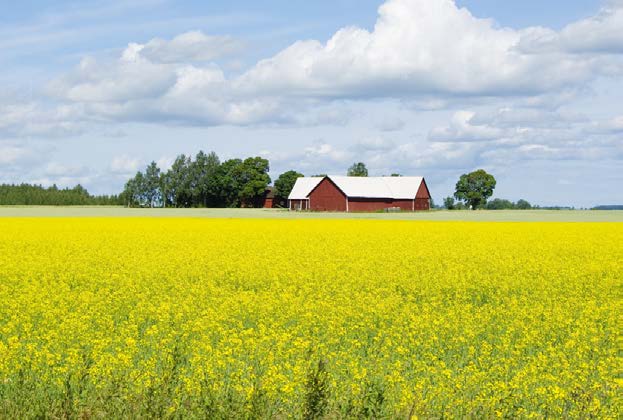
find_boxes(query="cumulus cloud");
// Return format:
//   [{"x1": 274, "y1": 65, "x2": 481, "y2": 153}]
[
  {"x1": 236, "y1": 0, "x2": 605, "y2": 98},
  {"x1": 429, "y1": 111, "x2": 504, "y2": 142},
  {"x1": 137, "y1": 31, "x2": 244, "y2": 63},
  {"x1": 34, "y1": 0, "x2": 621, "y2": 131},
  {"x1": 48, "y1": 51, "x2": 177, "y2": 103},
  {"x1": 518, "y1": 2, "x2": 623, "y2": 55},
  {"x1": 0, "y1": 101, "x2": 85, "y2": 139},
  {"x1": 110, "y1": 155, "x2": 141, "y2": 174}
]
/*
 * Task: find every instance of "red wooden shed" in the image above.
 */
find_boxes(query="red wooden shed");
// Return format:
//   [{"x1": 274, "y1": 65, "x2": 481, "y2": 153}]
[{"x1": 288, "y1": 176, "x2": 431, "y2": 212}]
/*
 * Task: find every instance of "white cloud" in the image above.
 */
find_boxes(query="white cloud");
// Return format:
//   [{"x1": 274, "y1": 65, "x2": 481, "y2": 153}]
[
  {"x1": 44, "y1": 162, "x2": 89, "y2": 177},
  {"x1": 429, "y1": 111, "x2": 503, "y2": 142},
  {"x1": 49, "y1": 52, "x2": 176, "y2": 103},
  {"x1": 138, "y1": 31, "x2": 244, "y2": 63},
  {"x1": 519, "y1": 3, "x2": 623, "y2": 55},
  {"x1": 235, "y1": 0, "x2": 605, "y2": 98},
  {"x1": 32, "y1": 0, "x2": 620, "y2": 132},
  {"x1": 110, "y1": 155, "x2": 141, "y2": 174},
  {"x1": 0, "y1": 143, "x2": 34, "y2": 165}
]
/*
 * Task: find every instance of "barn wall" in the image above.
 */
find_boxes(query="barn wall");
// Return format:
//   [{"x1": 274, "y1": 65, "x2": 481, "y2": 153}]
[
  {"x1": 414, "y1": 198, "x2": 429, "y2": 210},
  {"x1": 391, "y1": 199, "x2": 415, "y2": 211},
  {"x1": 309, "y1": 178, "x2": 347, "y2": 211},
  {"x1": 416, "y1": 180, "x2": 431, "y2": 199},
  {"x1": 348, "y1": 199, "x2": 423, "y2": 212},
  {"x1": 263, "y1": 198, "x2": 274, "y2": 209},
  {"x1": 414, "y1": 180, "x2": 431, "y2": 210},
  {"x1": 348, "y1": 198, "x2": 392, "y2": 212}
]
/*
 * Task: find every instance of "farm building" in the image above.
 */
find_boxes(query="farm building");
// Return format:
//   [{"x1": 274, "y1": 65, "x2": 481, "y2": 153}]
[
  {"x1": 241, "y1": 187, "x2": 277, "y2": 208},
  {"x1": 262, "y1": 187, "x2": 275, "y2": 208},
  {"x1": 288, "y1": 176, "x2": 431, "y2": 212}
]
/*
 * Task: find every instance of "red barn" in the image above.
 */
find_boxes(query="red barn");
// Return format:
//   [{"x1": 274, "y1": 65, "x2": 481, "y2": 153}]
[
  {"x1": 288, "y1": 176, "x2": 431, "y2": 212},
  {"x1": 287, "y1": 177, "x2": 324, "y2": 210},
  {"x1": 262, "y1": 187, "x2": 275, "y2": 208}
]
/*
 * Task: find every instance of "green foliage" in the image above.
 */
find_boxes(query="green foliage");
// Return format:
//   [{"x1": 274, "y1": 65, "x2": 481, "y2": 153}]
[
  {"x1": 454, "y1": 169, "x2": 496, "y2": 210},
  {"x1": 347, "y1": 162, "x2": 368, "y2": 177},
  {"x1": 515, "y1": 199, "x2": 532, "y2": 210},
  {"x1": 274, "y1": 170, "x2": 304, "y2": 200},
  {"x1": 144, "y1": 162, "x2": 161, "y2": 207},
  {"x1": 236, "y1": 157, "x2": 271, "y2": 206},
  {"x1": 217, "y1": 158, "x2": 244, "y2": 207},
  {"x1": 192, "y1": 151, "x2": 221, "y2": 207},
  {"x1": 443, "y1": 196, "x2": 455, "y2": 210},
  {"x1": 486, "y1": 198, "x2": 514, "y2": 210},
  {"x1": 121, "y1": 152, "x2": 271, "y2": 208},
  {"x1": 0, "y1": 184, "x2": 121, "y2": 206},
  {"x1": 485, "y1": 198, "x2": 532, "y2": 210},
  {"x1": 303, "y1": 359, "x2": 330, "y2": 419}
]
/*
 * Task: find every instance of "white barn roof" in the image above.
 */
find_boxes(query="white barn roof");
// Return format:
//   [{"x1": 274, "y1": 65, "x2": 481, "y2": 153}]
[
  {"x1": 287, "y1": 177, "x2": 324, "y2": 200},
  {"x1": 288, "y1": 176, "x2": 426, "y2": 200},
  {"x1": 329, "y1": 176, "x2": 424, "y2": 199}
]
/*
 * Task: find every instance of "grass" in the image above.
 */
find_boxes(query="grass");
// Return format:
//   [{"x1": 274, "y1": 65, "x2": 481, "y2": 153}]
[{"x1": 0, "y1": 206, "x2": 622, "y2": 221}]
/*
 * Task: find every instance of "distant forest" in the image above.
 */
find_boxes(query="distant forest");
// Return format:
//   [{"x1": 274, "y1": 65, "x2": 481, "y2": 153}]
[
  {"x1": 120, "y1": 151, "x2": 284, "y2": 208},
  {"x1": 0, "y1": 184, "x2": 121, "y2": 206}
]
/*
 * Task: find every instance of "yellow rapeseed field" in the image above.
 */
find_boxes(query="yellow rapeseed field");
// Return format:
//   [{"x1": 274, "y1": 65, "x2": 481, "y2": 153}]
[{"x1": 0, "y1": 218, "x2": 620, "y2": 418}]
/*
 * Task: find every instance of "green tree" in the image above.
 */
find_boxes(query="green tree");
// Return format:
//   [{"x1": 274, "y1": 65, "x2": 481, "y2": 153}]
[
  {"x1": 144, "y1": 161, "x2": 162, "y2": 207},
  {"x1": 443, "y1": 196, "x2": 455, "y2": 210},
  {"x1": 165, "y1": 155, "x2": 192, "y2": 207},
  {"x1": 274, "y1": 170, "x2": 304, "y2": 201},
  {"x1": 124, "y1": 171, "x2": 146, "y2": 207},
  {"x1": 236, "y1": 157, "x2": 271, "y2": 206},
  {"x1": 347, "y1": 162, "x2": 368, "y2": 177},
  {"x1": 454, "y1": 169, "x2": 496, "y2": 210},
  {"x1": 486, "y1": 198, "x2": 514, "y2": 210},
  {"x1": 217, "y1": 158, "x2": 244, "y2": 207},
  {"x1": 515, "y1": 199, "x2": 532, "y2": 210},
  {"x1": 192, "y1": 151, "x2": 221, "y2": 207}
]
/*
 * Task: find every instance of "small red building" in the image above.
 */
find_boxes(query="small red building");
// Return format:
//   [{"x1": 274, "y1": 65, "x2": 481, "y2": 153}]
[
  {"x1": 262, "y1": 187, "x2": 275, "y2": 208},
  {"x1": 288, "y1": 176, "x2": 431, "y2": 212}
]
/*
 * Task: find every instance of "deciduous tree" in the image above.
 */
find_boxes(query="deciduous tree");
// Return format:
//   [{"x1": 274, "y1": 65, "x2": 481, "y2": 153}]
[{"x1": 454, "y1": 169, "x2": 496, "y2": 210}]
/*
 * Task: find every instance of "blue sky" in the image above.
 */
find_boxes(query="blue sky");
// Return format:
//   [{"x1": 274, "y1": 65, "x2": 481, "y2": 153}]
[{"x1": 1, "y1": 0, "x2": 621, "y2": 207}]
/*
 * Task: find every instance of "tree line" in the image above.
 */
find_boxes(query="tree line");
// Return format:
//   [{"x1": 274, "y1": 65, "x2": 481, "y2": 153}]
[
  {"x1": 0, "y1": 184, "x2": 121, "y2": 206},
  {"x1": 120, "y1": 151, "x2": 299, "y2": 208}
]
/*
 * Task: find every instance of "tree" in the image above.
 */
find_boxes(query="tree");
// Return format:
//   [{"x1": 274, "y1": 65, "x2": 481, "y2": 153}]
[
  {"x1": 123, "y1": 171, "x2": 146, "y2": 207},
  {"x1": 454, "y1": 169, "x2": 496, "y2": 210},
  {"x1": 390, "y1": 173, "x2": 402, "y2": 177},
  {"x1": 347, "y1": 162, "x2": 368, "y2": 177},
  {"x1": 164, "y1": 155, "x2": 192, "y2": 207},
  {"x1": 274, "y1": 170, "x2": 304, "y2": 202},
  {"x1": 217, "y1": 158, "x2": 244, "y2": 207},
  {"x1": 486, "y1": 198, "x2": 514, "y2": 210},
  {"x1": 192, "y1": 150, "x2": 221, "y2": 207},
  {"x1": 144, "y1": 161, "x2": 162, "y2": 207},
  {"x1": 236, "y1": 157, "x2": 271, "y2": 206},
  {"x1": 515, "y1": 199, "x2": 532, "y2": 210},
  {"x1": 443, "y1": 196, "x2": 455, "y2": 210}
]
